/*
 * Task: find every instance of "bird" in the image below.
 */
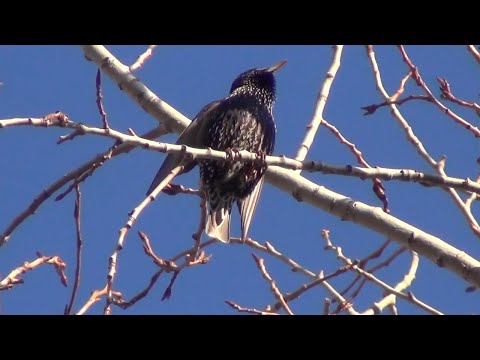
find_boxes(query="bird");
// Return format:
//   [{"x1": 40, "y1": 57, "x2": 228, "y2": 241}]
[{"x1": 146, "y1": 60, "x2": 286, "y2": 243}]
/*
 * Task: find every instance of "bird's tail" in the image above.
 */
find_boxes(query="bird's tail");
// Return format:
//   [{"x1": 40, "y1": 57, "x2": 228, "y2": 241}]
[
  {"x1": 237, "y1": 177, "x2": 265, "y2": 241},
  {"x1": 205, "y1": 191, "x2": 233, "y2": 243}
]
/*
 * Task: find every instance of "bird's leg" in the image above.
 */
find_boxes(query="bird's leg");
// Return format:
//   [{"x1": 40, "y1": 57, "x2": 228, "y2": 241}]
[{"x1": 256, "y1": 150, "x2": 267, "y2": 170}]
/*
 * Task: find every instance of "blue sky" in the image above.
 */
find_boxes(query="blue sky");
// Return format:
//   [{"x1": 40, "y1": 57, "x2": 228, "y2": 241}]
[{"x1": 1, "y1": 45, "x2": 479, "y2": 314}]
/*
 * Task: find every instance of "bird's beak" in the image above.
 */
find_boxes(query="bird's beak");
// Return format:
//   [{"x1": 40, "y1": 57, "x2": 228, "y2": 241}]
[{"x1": 266, "y1": 60, "x2": 287, "y2": 73}]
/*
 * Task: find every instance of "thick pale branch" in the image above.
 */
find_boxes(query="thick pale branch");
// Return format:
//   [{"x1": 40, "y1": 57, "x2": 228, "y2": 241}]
[
  {"x1": 266, "y1": 166, "x2": 480, "y2": 288},
  {"x1": 4, "y1": 116, "x2": 480, "y2": 196},
  {"x1": 80, "y1": 45, "x2": 190, "y2": 133}
]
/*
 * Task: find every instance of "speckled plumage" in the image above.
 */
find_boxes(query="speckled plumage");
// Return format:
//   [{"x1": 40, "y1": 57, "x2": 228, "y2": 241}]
[{"x1": 147, "y1": 61, "x2": 285, "y2": 243}]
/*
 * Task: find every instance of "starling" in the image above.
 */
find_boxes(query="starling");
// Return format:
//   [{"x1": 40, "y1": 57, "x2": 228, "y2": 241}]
[{"x1": 147, "y1": 60, "x2": 286, "y2": 243}]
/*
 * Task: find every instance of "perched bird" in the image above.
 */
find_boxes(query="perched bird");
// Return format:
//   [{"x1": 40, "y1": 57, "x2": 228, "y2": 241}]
[{"x1": 147, "y1": 60, "x2": 286, "y2": 243}]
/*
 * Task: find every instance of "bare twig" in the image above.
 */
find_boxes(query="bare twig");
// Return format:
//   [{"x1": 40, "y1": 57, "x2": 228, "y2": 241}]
[
  {"x1": 322, "y1": 230, "x2": 442, "y2": 315},
  {"x1": 80, "y1": 45, "x2": 190, "y2": 133},
  {"x1": 268, "y1": 265, "x2": 354, "y2": 313},
  {"x1": 76, "y1": 285, "x2": 122, "y2": 315},
  {"x1": 436, "y1": 77, "x2": 480, "y2": 113},
  {"x1": 0, "y1": 254, "x2": 67, "y2": 291},
  {"x1": 467, "y1": 45, "x2": 480, "y2": 65},
  {"x1": 295, "y1": 45, "x2": 344, "y2": 163},
  {"x1": 251, "y1": 253, "x2": 294, "y2": 315},
  {"x1": 397, "y1": 45, "x2": 480, "y2": 138},
  {"x1": 225, "y1": 300, "x2": 279, "y2": 315},
  {"x1": 230, "y1": 238, "x2": 358, "y2": 315},
  {"x1": 362, "y1": 94, "x2": 432, "y2": 115},
  {"x1": 65, "y1": 185, "x2": 84, "y2": 315},
  {"x1": 365, "y1": 45, "x2": 480, "y2": 238},
  {"x1": 0, "y1": 124, "x2": 168, "y2": 247},
  {"x1": 113, "y1": 269, "x2": 163, "y2": 309},
  {"x1": 96, "y1": 69, "x2": 110, "y2": 129},
  {"x1": 321, "y1": 119, "x2": 389, "y2": 212},
  {"x1": 129, "y1": 45, "x2": 158, "y2": 72},
  {"x1": 161, "y1": 271, "x2": 180, "y2": 301},
  {"x1": 104, "y1": 165, "x2": 183, "y2": 314}
]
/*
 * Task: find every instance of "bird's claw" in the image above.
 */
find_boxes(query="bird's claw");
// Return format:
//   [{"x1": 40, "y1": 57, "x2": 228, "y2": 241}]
[
  {"x1": 256, "y1": 150, "x2": 267, "y2": 168},
  {"x1": 225, "y1": 148, "x2": 241, "y2": 166}
]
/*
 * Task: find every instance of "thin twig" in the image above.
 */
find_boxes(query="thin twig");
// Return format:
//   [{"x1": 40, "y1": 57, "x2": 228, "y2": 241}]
[
  {"x1": 0, "y1": 254, "x2": 67, "y2": 291},
  {"x1": 295, "y1": 45, "x2": 344, "y2": 164},
  {"x1": 76, "y1": 285, "x2": 122, "y2": 315},
  {"x1": 0, "y1": 124, "x2": 168, "y2": 248},
  {"x1": 96, "y1": 69, "x2": 110, "y2": 129},
  {"x1": 321, "y1": 119, "x2": 389, "y2": 212},
  {"x1": 366, "y1": 45, "x2": 480, "y2": 238},
  {"x1": 129, "y1": 45, "x2": 158, "y2": 72},
  {"x1": 113, "y1": 269, "x2": 164, "y2": 309},
  {"x1": 104, "y1": 165, "x2": 184, "y2": 314},
  {"x1": 251, "y1": 253, "x2": 294, "y2": 315},
  {"x1": 268, "y1": 264, "x2": 354, "y2": 313},
  {"x1": 362, "y1": 94, "x2": 432, "y2": 115},
  {"x1": 225, "y1": 300, "x2": 279, "y2": 315},
  {"x1": 65, "y1": 185, "x2": 84, "y2": 315},
  {"x1": 397, "y1": 45, "x2": 480, "y2": 138},
  {"x1": 436, "y1": 77, "x2": 480, "y2": 113},
  {"x1": 322, "y1": 230, "x2": 442, "y2": 315},
  {"x1": 230, "y1": 238, "x2": 358, "y2": 315},
  {"x1": 467, "y1": 45, "x2": 480, "y2": 65}
]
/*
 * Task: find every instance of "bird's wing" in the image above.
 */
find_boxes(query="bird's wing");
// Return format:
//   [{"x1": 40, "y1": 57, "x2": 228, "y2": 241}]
[
  {"x1": 146, "y1": 100, "x2": 221, "y2": 196},
  {"x1": 237, "y1": 176, "x2": 265, "y2": 240}
]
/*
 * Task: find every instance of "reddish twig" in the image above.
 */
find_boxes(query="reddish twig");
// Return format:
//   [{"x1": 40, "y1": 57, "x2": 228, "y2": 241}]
[
  {"x1": 0, "y1": 124, "x2": 168, "y2": 248},
  {"x1": 161, "y1": 271, "x2": 180, "y2": 301},
  {"x1": 251, "y1": 253, "x2": 294, "y2": 315},
  {"x1": 321, "y1": 120, "x2": 389, "y2": 213},
  {"x1": 436, "y1": 76, "x2": 480, "y2": 113},
  {"x1": 397, "y1": 45, "x2": 480, "y2": 138},
  {"x1": 268, "y1": 264, "x2": 354, "y2": 313},
  {"x1": 129, "y1": 45, "x2": 158, "y2": 72},
  {"x1": 366, "y1": 45, "x2": 480, "y2": 238},
  {"x1": 362, "y1": 94, "x2": 432, "y2": 115},
  {"x1": 104, "y1": 165, "x2": 184, "y2": 315},
  {"x1": 65, "y1": 185, "x2": 84, "y2": 315},
  {"x1": 467, "y1": 45, "x2": 480, "y2": 65},
  {"x1": 96, "y1": 69, "x2": 110, "y2": 129},
  {"x1": 113, "y1": 269, "x2": 164, "y2": 309}
]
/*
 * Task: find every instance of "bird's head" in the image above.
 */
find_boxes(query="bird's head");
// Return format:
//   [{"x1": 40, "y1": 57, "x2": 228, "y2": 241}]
[{"x1": 229, "y1": 60, "x2": 287, "y2": 98}]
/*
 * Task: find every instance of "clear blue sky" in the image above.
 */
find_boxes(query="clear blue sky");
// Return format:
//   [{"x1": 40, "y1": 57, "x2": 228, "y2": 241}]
[{"x1": 1, "y1": 45, "x2": 479, "y2": 314}]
